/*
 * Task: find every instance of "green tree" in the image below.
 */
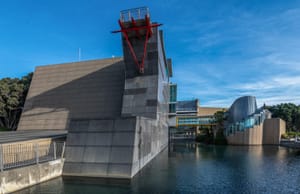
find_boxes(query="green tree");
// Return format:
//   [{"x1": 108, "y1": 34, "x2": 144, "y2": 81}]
[
  {"x1": 214, "y1": 110, "x2": 226, "y2": 130},
  {"x1": 212, "y1": 110, "x2": 228, "y2": 145},
  {"x1": 267, "y1": 103, "x2": 300, "y2": 132},
  {"x1": 0, "y1": 73, "x2": 32, "y2": 130}
]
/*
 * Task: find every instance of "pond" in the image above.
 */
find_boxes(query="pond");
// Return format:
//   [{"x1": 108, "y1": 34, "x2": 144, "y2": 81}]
[{"x1": 15, "y1": 142, "x2": 300, "y2": 194}]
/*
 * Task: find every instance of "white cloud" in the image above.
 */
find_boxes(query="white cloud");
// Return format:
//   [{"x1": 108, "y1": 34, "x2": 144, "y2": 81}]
[
  {"x1": 233, "y1": 75, "x2": 300, "y2": 91},
  {"x1": 171, "y1": 5, "x2": 300, "y2": 108}
]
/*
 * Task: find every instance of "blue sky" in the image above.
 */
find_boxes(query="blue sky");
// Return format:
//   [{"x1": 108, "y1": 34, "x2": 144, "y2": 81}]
[{"x1": 1, "y1": 0, "x2": 300, "y2": 107}]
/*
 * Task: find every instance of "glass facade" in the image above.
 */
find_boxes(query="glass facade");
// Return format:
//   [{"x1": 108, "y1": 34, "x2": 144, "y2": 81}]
[
  {"x1": 169, "y1": 84, "x2": 177, "y2": 114},
  {"x1": 169, "y1": 84, "x2": 177, "y2": 103},
  {"x1": 225, "y1": 96, "x2": 270, "y2": 136},
  {"x1": 177, "y1": 117, "x2": 215, "y2": 126},
  {"x1": 176, "y1": 100, "x2": 198, "y2": 113},
  {"x1": 225, "y1": 110, "x2": 267, "y2": 136}
]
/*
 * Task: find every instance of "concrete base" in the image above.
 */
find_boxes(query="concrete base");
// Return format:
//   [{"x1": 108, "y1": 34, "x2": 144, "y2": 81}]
[
  {"x1": 0, "y1": 159, "x2": 64, "y2": 194},
  {"x1": 63, "y1": 116, "x2": 168, "y2": 178}
]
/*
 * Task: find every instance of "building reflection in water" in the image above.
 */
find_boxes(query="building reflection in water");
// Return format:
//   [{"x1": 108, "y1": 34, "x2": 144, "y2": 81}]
[{"x1": 15, "y1": 142, "x2": 300, "y2": 194}]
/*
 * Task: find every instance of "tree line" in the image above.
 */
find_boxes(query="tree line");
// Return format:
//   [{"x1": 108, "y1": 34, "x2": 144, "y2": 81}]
[
  {"x1": 0, "y1": 73, "x2": 32, "y2": 130},
  {"x1": 266, "y1": 103, "x2": 300, "y2": 132}
]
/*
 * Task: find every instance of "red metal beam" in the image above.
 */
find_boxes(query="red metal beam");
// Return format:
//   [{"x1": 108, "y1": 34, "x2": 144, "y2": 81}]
[
  {"x1": 112, "y1": 23, "x2": 162, "y2": 33},
  {"x1": 113, "y1": 18, "x2": 162, "y2": 74},
  {"x1": 139, "y1": 27, "x2": 150, "y2": 73},
  {"x1": 118, "y1": 19, "x2": 140, "y2": 70},
  {"x1": 145, "y1": 15, "x2": 153, "y2": 37},
  {"x1": 131, "y1": 17, "x2": 141, "y2": 39}
]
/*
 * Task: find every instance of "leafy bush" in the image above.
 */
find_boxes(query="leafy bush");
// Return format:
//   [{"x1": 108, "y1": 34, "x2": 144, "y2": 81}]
[
  {"x1": 0, "y1": 73, "x2": 32, "y2": 130},
  {"x1": 267, "y1": 103, "x2": 300, "y2": 132},
  {"x1": 281, "y1": 133, "x2": 289, "y2": 139},
  {"x1": 281, "y1": 131, "x2": 300, "y2": 139}
]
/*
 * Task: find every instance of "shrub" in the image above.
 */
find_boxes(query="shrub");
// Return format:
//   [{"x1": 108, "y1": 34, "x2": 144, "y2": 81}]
[
  {"x1": 281, "y1": 133, "x2": 289, "y2": 139},
  {"x1": 281, "y1": 131, "x2": 300, "y2": 139}
]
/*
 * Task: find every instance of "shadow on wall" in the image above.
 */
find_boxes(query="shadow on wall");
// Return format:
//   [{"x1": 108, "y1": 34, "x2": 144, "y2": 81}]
[{"x1": 18, "y1": 60, "x2": 125, "y2": 130}]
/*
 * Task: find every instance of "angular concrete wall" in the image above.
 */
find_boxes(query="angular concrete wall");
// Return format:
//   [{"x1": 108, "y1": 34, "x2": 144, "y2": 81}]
[
  {"x1": 63, "y1": 118, "x2": 137, "y2": 178},
  {"x1": 18, "y1": 14, "x2": 171, "y2": 179},
  {"x1": 63, "y1": 116, "x2": 168, "y2": 178},
  {"x1": 18, "y1": 58, "x2": 125, "y2": 130},
  {"x1": 131, "y1": 116, "x2": 168, "y2": 176},
  {"x1": 122, "y1": 75, "x2": 158, "y2": 119},
  {"x1": 263, "y1": 118, "x2": 286, "y2": 145},
  {"x1": 63, "y1": 27, "x2": 170, "y2": 178},
  {"x1": 121, "y1": 28, "x2": 170, "y2": 120}
]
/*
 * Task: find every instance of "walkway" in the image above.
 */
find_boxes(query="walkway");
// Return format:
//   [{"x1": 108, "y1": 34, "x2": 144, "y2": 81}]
[{"x1": 0, "y1": 130, "x2": 67, "y2": 143}]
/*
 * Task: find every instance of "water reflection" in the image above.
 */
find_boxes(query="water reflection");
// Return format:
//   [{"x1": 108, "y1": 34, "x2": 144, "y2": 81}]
[{"x1": 15, "y1": 142, "x2": 300, "y2": 194}]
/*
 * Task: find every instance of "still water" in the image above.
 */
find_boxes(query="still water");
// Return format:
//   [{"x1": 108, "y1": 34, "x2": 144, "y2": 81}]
[{"x1": 16, "y1": 142, "x2": 300, "y2": 194}]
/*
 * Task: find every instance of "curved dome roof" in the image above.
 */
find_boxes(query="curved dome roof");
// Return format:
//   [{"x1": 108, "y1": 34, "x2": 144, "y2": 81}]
[{"x1": 227, "y1": 96, "x2": 257, "y2": 123}]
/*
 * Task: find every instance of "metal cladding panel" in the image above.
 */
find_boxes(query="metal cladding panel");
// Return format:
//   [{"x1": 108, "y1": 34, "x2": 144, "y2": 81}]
[
  {"x1": 18, "y1": 58, "x2": 125, "y2": 130},
  {"x1": 228, "y1": 96, "x2": 257, "y2": 123}
]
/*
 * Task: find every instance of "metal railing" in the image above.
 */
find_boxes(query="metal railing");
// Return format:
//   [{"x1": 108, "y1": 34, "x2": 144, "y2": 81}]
[
  {"x1": 120, "y1": 7, "x2": 150, "y2": 22},
  {"x1": 0, "y1": 141, "x2": 65, "y2": 171}
]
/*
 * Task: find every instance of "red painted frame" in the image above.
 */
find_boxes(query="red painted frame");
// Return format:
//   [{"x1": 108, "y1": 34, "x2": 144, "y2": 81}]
[{"x1": 112, "y1": 16, "x2": 162, "y2": 74}]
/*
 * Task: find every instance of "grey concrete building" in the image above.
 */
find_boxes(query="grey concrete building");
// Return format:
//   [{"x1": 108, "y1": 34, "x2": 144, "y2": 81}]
[{"x1": 18, "y1": 7, "x2": 172, "y2": 178}]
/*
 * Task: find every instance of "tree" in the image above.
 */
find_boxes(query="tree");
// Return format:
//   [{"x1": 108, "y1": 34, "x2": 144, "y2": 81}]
[
  {"x1": 214, "y1": 110, "x2": 226, "y2": 130},
  {"x1": 267, "y1": 103, "x2": 300, "y2": 132},
  {"x1": 212, "y1": 110, "x2": 228, "y2": 144},
  {"x1": 0, "y1": 73, "x2": 33, "y2": 130}
]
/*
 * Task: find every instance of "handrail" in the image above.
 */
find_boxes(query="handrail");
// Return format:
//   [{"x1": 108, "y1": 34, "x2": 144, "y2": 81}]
[
  {"x1": 120, "y1": 7, "x2": 149, "y2": 22},
  {"x1": 0, "y1": 141, "x2": 65, "y2": 171}
]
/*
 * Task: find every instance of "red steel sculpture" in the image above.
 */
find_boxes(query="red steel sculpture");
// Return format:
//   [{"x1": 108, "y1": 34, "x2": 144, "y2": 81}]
[{"x1": 112, "y1": 8, "x2": 162, "y2": 74}]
